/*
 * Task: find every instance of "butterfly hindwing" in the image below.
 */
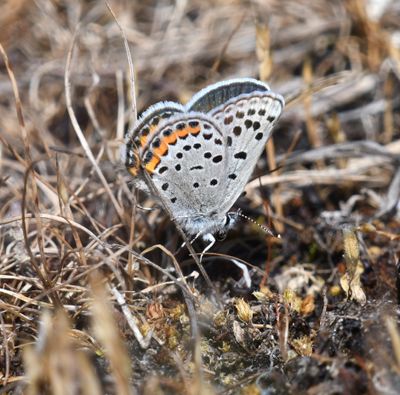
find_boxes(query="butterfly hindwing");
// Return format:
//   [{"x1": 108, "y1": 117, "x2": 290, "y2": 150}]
[{"x1": 124, "y1": 101, "x2": 184, "y2": 175}]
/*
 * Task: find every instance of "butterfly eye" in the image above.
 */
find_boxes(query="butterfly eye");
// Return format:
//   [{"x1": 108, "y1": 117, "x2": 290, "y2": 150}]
[{"x1": 216, "y1": 230, "x2": 227, "y2": 241}]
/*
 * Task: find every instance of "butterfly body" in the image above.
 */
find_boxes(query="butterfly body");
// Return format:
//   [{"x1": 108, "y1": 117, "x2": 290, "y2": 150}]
[{"x1": 123, "y1": 78, "x2": 284, "y2": 240}]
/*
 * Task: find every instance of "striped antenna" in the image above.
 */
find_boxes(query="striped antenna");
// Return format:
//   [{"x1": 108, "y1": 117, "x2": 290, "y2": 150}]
[{"x1": 229, "y1": 209, "x2": 280, "y2": 238}]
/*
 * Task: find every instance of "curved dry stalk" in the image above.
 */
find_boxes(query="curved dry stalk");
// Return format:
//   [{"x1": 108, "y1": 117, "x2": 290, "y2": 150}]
[{"x1": 64, "y1": 25, "x2": 125, "y2": 224}]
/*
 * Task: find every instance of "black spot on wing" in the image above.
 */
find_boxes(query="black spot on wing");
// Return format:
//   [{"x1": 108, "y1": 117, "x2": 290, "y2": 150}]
[
  {"x1": 152, "y1": 138, "x2": 161, "y2": 148},
  {"x1": 141, "y1": 127, "x2": 150, "y2": 137},
  {"x1": 212, "y1": 155, "x2": 223, "y2": 163},
  {"x1": 234, "y1": 151, "x2": 247, "y2": 160},
  {"x1": 143, "y1": 151, "x2": 153, "y2": 164},
  {"x1": 233, "y1": 126, "x2": 242, "y2": 136},
  {"x1": 163, "y1": 128, "x2": 172, "y2": 136},
  {"x1": 151, "y1": 116, "x2": 160, "y2": 126},
  {"x1": 244, "y1": 120, "x2": 253, "y2": 129},
  {"x1": 224, "y1": 115, "x2": 233, "y2": 125}
]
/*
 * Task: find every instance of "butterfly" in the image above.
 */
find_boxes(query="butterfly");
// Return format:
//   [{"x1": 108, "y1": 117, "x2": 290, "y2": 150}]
[{"x1": 123, "y1": 78, "x2": 284, "y2": 249}]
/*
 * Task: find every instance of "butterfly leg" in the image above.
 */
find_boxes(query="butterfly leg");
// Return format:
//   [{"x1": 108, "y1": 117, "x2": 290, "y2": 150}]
[
  {"x1": 199, "y1": 233, "x2": 216, "y2": 263},
  {"x1": 181, "y1": 231, "x2": 202, "y2": 248}
]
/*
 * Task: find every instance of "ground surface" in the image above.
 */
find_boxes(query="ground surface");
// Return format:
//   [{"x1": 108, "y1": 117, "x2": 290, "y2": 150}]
[{"x1": 0, "y1": 1, "x2": 400, "y2": 394}]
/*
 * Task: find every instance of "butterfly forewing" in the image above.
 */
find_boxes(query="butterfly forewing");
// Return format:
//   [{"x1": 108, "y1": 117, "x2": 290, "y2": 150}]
[
  {"x1": 186, "y1": 78, "x2": 270, "y2": 113},
  {"x1": 210, "y1": 91, "x2": 285, "y2": 212},
  {"x1": 139, "y1": 114, "x2": 229, "y2": 222}
]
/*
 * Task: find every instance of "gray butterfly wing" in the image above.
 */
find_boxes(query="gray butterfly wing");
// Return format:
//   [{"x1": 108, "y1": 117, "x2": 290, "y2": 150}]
[
  {"x1": 139, "y1": 113, "x2": 229, "y2": 235},
  {"x1": 210, "y1": 90, "x2": 285, "y2": 213},
  {"x1": 185, "y1": 78, "x2": 270, "y2": 113}
]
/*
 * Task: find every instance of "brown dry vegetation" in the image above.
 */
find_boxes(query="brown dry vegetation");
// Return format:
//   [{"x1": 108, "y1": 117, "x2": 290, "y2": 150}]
[{"x1": 1, "y1": 0, "x2": 400, "y2": 394}]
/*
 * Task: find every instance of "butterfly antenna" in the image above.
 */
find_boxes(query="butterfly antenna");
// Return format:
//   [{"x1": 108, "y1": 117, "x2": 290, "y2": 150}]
[{"x1": 231, "y1": 210, "x2": 280, "y2": 238}]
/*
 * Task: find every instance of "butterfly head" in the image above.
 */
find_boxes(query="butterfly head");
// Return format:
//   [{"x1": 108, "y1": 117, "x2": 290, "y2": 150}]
[{"x1": 178, "y1": 210, "x2": 238, "y2": 241}]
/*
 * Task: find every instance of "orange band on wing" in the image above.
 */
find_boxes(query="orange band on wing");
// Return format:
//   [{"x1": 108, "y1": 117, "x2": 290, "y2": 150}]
[
  {"x1": 145, "y1": 156, "x2": 161, "y2": 173},
  {"x1": 144, "y1": 125, "x2": 200, "y2": 173},
  {"x1": 140, "y1": 124, "x2": 158, "y2": 147}
]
